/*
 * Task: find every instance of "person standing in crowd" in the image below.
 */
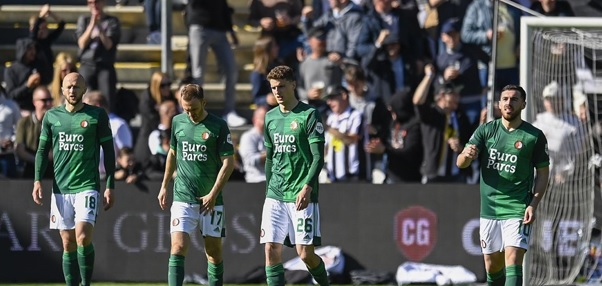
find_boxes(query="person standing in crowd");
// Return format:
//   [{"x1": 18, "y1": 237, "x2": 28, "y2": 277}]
[
  {"x1": 185, "y1": 0, "x2": 246, "y2": 127},
  {"x1": 32, "y1": 72, "x2": 115, "y2": 286},
  {"x1": 76, "y1": 0, "x2": 121, "y2": 112},
  {"x1": 29, "y1": 3, "x2": 65, "y2": 85},
  {"x1": 4, "y1": 38, "x2": 42, "y2": 113},
  {"x1": 261, "y1": 65, "x2": 329, "y2": 286},
  {"x1": 457, "y1": 85, "x2": 550, "y2": 286},
  {"x1": 158, "y1": 84, "x2": 235, "y2": 286}
]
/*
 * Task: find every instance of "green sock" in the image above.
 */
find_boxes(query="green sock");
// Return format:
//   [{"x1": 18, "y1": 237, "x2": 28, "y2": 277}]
[
  {"x1": 505, "y1": 265, "x2": 523, "y2": 286},
  {"x1": 77, "y1": 244, "x2": 95, "y2": 286},
  {"x1": 265, "y1": 263, "x2": 285, "y2": 286},
  {"x1": 308, "y1": 258, "x2": 329, "y2": 286},
  {"x1": 62, "y1": 251, "x2": 79, "y2": 286},
  {"x1": 487, "y1": 268, "x2": 505, "y2": 286},
  {"x1": 168, "y1": 254, "x2": 185, "y2": 286},
  {"x1": 207, "y1": 261, "x2": 224, "y2": 286}
]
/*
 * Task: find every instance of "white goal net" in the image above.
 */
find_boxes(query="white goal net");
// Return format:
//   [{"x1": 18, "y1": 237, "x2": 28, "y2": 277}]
[{"x1": 520, "y1": 17, "x2": 602, "y2": 285}]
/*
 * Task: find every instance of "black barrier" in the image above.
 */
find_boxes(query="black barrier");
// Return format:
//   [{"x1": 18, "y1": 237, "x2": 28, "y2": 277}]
[{"x1": 0, "y1": 181, "x2": 484, "y2": 283}]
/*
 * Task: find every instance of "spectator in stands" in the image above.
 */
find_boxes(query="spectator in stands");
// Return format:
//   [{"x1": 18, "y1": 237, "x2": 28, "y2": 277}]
[
  {"x1": 114, "y1": 147, "x2": 145, "y2": 184},
  {"x1": 145, "y1": 128, "x2": 171, "y2": 180},
  {"x1": 144, "y1": 0, "x2": 162, "y2": 44},
  {"x1": 50, "y1": 52, "x2": 77, "y2": 107},
  {"x1": 311, "y1": 0, "x2": 330, "y2": 19},
  {"x1": 413, "y1": 65, "x2": 474, "y2": 183},
  {"x1": 0, "y1": 86, "x2": 21, "y2": 178},
  {"x1": 324, "y1": 85, "x2": 366, "y2": 182},
  {"x1": 29, "y1": 4, "x2": 65, "y2": 85},
  {"x1": 4, "y1": 38, "x2": 42, "y2": 113},
  {"x1": 298, "y1": 26, "x2": 342, "y2": 115},
  {"x1": 185, "y1": 0, "x2": 246, "y2": 127},
  {"x1": 76, "y1": 0, "x2": 121, "y2": 112},
  {"x1": 530, "y1": 0, "x2": 575, "y2": 16},
  {"x1": 239, "y1": 106, "x2": 268, "y2": 183},
  {"x1": 301, "y1": 0, "x2": 364, "y2": 65},
  {"x1": 357, "y1": 0, "x2": 425, "y2": 98},
  {"x1": 437, "y1": 18, "x2": 489, "y2": 126},
  {"x1": 15, "y1": 86, "x2": 54, "y2": 179},
  {"x1": 365, "y1": 90, "x2": 423, "y2": 183},
  {"x1": 134, "y1": 72, "x2": 176, "y2": 167},
  {"x1": 533, "y1": 81, "x2": 585, "y2": 183},
  {"x1": 148, "y1": 100, "x2": 177, "y2": 157},
  {"x1": 414, "y1": 0, "x2": 472, "y2": 59},
  {"x1": 250, "y1": 36, "x2": 280, "y2": 107},
  {"x1": 344, "y1": 64, "x2": 389, "y2": 182},
  {"x1": 248, "y1": 0, "x2": 304, "y2": 67},
  {"x1": 83, "y1": 90, "x2": 133, "y2": 178},
  {"x1": 461, "y1": 0, "x2": 521, "y2": 91}
]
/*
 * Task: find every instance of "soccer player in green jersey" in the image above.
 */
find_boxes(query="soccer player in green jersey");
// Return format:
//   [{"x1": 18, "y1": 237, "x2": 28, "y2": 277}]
[
  {"x1": 32, "y1": 72, "x2": 115, "y2": 286},
  {"x1": 157, "y1": 84, "x2": 235, "y2": 286},
  {"x1": 457, "y1": 85, "x2": 550, "y2": 286},
  {"x1": 261, "y1": 65, "x2": 329, "y2": 286}
]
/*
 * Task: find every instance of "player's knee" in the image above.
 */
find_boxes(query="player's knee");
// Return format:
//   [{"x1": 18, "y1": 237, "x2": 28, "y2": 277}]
[
  {"x1": 75, "y1": 232, "x2": 92, "y2": 246},
  {"x1": 171, "y1": 242, "x2": 187, "y2": 255},
  {"x1": 62, "y1": 240, "x2": 77, "y2": 252},
  {"x1": 264, "y1": 243, "x2": 281, "y2": 262}
]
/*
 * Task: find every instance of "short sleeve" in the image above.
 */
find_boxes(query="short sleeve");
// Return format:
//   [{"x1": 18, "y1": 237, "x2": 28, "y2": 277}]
[{"x1": 264, "y1": 116, "x2": 273, "y2": 148}]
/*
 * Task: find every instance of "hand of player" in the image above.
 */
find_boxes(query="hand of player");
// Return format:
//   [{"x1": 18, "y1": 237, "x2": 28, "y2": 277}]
[
  {"x1": 524, "y1": 205, "x2": 536, "y2": 224},
  {"x1": 461, "y1": 144, "x2": 479, "y2": 160},
  {"x1": 198, "y1": 193, "x2": 217, "y2": 215},
  {"x1": 103, "y1": 188, "x2": 114, "y2": 211},
  {"x1": 158, "y1": 187, "x2": 169, "y2": 210},
  {"x1": 295, "y1": 185, "x2": 312, "y2": 211},
  {"x1": 32, "y1": 181, "x2": 43, "y2": 205}
]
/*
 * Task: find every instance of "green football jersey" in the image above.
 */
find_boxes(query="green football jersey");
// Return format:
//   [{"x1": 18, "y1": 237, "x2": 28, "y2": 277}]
[
  {"x1": 170, "y1": 113, "x2": 234, "y2": 205},
  {"x1": 468, "y1": 119, "x2": 549, "y2": 219},
  {"x1": 264, "y1": 102, "x2": 325, "y2": 203},
  {"x1": 39, "y1": 104, "x2": 113, "y2": 194}
]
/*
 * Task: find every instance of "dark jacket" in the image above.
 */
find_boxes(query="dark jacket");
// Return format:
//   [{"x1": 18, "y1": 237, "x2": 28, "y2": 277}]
[
  {"x1": 530, "y1": 1, "x2": 575, "y2": 16},
  {"x1": 186, "y1": 0, "x2": 234, "y2": 31},
  {"x1": 4, "y1": 38, "x2": 39, "y2": 111},
  {"x1": 436, "y1": 44, "x2": 489, "y2": 96},
  {"x1": 75, "y1": 14, "x2": 121, "y2": 65},
  {"x1": 30, "y1": 17, "x2": 65, "y2": 85}
]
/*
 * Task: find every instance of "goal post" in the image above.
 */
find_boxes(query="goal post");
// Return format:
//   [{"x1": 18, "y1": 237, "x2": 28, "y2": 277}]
[{"x1": 520, "y1": 16, "x2": 601, "y2": 285}]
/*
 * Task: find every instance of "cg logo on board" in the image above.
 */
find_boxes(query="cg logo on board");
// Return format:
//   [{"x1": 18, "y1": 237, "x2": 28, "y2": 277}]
[{"x1": 394, "y1": 206, "x2": 437, "y2": 261}]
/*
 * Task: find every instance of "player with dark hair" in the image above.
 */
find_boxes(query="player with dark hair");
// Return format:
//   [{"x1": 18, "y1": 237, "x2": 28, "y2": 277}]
[
  {"x1": 457, "y1": 84, "x2": 550, "y2": 286},
  {"x1": 261, "y1": 65, "x2": 329, "y2": 286}
]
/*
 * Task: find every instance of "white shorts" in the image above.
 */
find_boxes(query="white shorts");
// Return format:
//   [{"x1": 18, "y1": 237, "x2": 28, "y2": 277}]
[
  {"x1": 170, "y1": 202, "x2": 225, "y2": 237},
  {"x1": 260, "y1": 198, "x2": 321, "y2": 246},
  {"x1": 480, "y1": 218, "x2": 531, "y2": 254},
  {"x1": 50, "y1": 190, "x2": 99, "y2": 230}
]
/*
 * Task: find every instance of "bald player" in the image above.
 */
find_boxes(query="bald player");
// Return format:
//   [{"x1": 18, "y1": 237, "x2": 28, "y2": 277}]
[{"x1": 33, "y1": 72, "x2": 115, "y2": 286}]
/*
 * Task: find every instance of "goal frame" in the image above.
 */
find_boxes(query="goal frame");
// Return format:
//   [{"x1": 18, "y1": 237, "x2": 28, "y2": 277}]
[{"x1": 520, "y1": 16, "x2": 602, "y2": 121}]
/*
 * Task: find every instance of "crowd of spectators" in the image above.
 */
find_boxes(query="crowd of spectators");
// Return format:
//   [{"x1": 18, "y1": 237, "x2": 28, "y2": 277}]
[{"x1": 0, "y1": 0, "x2": 583, "y2": 185}]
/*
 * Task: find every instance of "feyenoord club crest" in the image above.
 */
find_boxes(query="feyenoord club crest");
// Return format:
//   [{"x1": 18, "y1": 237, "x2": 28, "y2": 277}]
[
  {"x1": 514, "y1": 141, "x2": 523, "y2": 149},
  {"x1": 202, "y1": 132, "x2": 210, "y2": 140},
  {"x1": 290, "y1": 120, "x2": 298, "y2": 130},
  {"x1": 80, "y1": 120, "x2": 89, "y2": 128},
  {"x1": 172, "y1": 218, "x2": 180, "y2": 226}
]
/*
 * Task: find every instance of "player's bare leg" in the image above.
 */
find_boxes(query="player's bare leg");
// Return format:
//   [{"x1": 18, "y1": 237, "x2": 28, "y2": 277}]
[
  {"x1": 169, "y1": 232, "x2": 190, "y2": 286},
  {"x1": 484, "y1": 251, "x2": 506, "y2": 286},
  {"x1": 265, "y1": 242, "x2": 285, "y2": 286},
  {"x1": 204, "y1": 236, "x2": 224, "y2": 286},
  {"x1": 297, "y1": 244, "x2": 329, "y2": 286}
]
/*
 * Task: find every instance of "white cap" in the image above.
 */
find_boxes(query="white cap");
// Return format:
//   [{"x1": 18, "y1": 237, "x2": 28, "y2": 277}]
[{"x1": 543, "y1": 81, "x2": 559, "y2": 98}]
